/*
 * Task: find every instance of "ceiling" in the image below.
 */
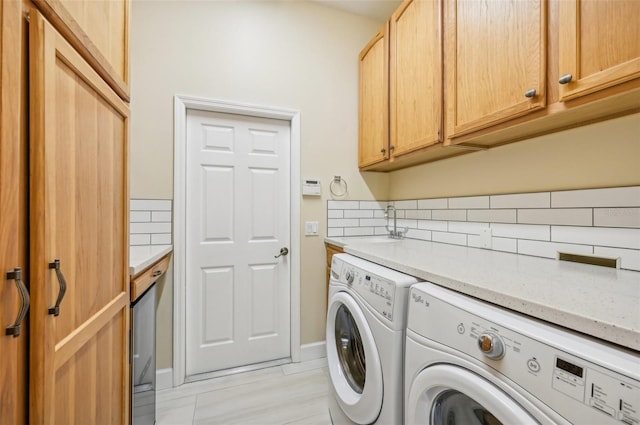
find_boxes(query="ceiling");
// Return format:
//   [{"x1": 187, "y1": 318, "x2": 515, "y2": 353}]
[{"x1": 312, "y1": 0, "x2": 402, "y2": 21}]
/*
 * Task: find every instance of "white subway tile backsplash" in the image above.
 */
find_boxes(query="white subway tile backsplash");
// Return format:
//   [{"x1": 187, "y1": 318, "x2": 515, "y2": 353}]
[
  {"x1": 418, "y1": 198, "x2": 448, "y2": 210},
  {"x1": 344, "y1": 227, "x2": 374, "y2": 236},
  {"x1": 552, "y1": 226, "x2": 640, "y2": 250},
  {"x1": 130, "y1": 199, "x2": 172, "y2": 247},
  {"x1": 152, "y1": 211, "x2": 172, "y2": 223},
  {"x1": 130, "y1": 234, "x2": 151, "y2": 246},
  {"x1": 491, "y1": 192, "x2": 550, "y2": 209},
  {"x1": 328, "y1": 218, "x2": 359, "y2": 228},
  {"x1": 491, "y1": 223, "x2": 550, "y2": 241},
  {"x1": 594, "y1": 247, "x2": 640, "y2": 272},
  {"x1": 328, "y1": 201, "x2": 359, "y2": 210},
  {"x1": 468, "y1": 209, "x2": 516, "y2": 223},
  {"x1": 418, "y1": 220, "x2": 448, "y2": 232},
  {"x1": 394, "y1": 200, "x2": 418, "y2": 209},
  {"x1": 449, "y1": 196, "x2": 489, "y2": 209},
  {"x1": 327, "y1": 228, "x2": 344, "y2": 237},
  {"x1": 433, "y1": 231, "x2": 467, "y2": 246},
  {"x1": 594, "y1": 208, "x2": 640, "y2": 228},
  {"x1": 432, "y1": 209, "x2": 467, "y2": 221},
  {"x1": 448, "y1": 221, "x2": 489, "y2": 235},
  {"x1": 325, "y1": 186, "x2": 640, "y2": 271},
  {"x1": 518, "y1": 208, "x2": 592, "y2": 226},
  {"x1": 131, "y1": 211, "x2": 151, "y2": 223},
  {"x1": 344, "y1": 210, "x2": 374, "y2": 219},
  {"x1": 359, "y1": 201, "x2": 386, "y2": 210},
  {"x1": 131, "y1": 199, "x2": 172, "y2": 211},
  {"x1": 405, "y1": 210, "x2": 432, "y2": 220},
  {"x1": 518, "y1": 240, "x2": 593, "y2": 259},
  {"x1": 152, "y1": 233, "x2": 172, "y2": 245},
  {"x1": 130, "y1": 222, "x2": 172, "y2": 234},
  {"x1": 552, "y1": 186, "x2": 640, "y2": 208}
]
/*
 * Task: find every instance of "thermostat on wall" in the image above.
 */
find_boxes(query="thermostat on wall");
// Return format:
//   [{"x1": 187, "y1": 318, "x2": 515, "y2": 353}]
[{"x1": 302, "y1": 178, "x2": 321, "y2": 196}]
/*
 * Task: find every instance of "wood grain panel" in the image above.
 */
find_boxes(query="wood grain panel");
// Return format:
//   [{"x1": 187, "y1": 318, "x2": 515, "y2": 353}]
[
  {"x1": 29, "y1": 9, "x2": 130, "y2": 424},
  {"x1": 390, "y1": 0, "x2": 442, "y2": 158},
  {"x1": 359, "y1": 22, "x2": 389, "y2": 168},
  {"x1": 445, "y1": 0, "x2": 546, "y2": 138},
  {"x1": 0, "y1": 1, "x2": 28, "y2": 423},
  {"x1": 558, "y1": 0, "x2": 640, "y2": 100}
]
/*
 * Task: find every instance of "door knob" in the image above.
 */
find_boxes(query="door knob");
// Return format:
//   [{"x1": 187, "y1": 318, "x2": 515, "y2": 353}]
[{"x1": 274, "y1": 247, "x2": 289, "y2": 258}]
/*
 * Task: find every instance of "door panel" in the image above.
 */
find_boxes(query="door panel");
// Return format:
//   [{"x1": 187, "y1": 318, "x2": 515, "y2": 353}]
[
  {"x1": 186, "y1": 110, "x2": 290, "y2": 376},
  {"x1": 29, "y1": 9, "x2": 129, "y2": 424}
]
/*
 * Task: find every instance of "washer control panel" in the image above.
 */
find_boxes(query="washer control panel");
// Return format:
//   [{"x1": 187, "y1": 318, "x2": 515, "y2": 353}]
[
  {"x1": 407, "y1": 284, "x2": 640, "y2": 425},
  {"x1": 339, "y1": 264, "x2": 396, "y2": 320}
]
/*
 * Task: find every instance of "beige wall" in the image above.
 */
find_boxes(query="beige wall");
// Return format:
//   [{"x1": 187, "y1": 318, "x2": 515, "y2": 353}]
[
  {"x1": 389, "y1": 113, "x2": 640, "y2": 200},
  {"x1": 130, "y1": 0, "x2": 386, "y2": 368}
]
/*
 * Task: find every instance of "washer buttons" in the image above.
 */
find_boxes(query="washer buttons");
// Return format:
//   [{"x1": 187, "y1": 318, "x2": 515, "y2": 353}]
[
  {"x1": 457, "y1": 323, "x2": 465, "y2": 334},
  {"x1": 527, "y1": 358, "x2": 541, "y2": 373}
]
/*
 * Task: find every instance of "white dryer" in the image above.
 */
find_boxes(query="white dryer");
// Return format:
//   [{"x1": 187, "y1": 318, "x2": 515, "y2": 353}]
[
  {"x1": 405, "y1": 282, "x2": 640, "y2": 425},
  {"x1": 326, "y1": 253, "x2": 421, "y2": 425}
]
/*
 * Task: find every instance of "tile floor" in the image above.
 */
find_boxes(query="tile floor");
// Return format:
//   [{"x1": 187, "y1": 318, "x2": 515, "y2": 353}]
[{"x1": 156, "y1": 358, "x2": 332, "y2": 425}]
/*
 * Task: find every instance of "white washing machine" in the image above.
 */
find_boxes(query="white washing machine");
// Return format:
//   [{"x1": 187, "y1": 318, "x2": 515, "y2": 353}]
[
  {"x1": 326, "y1": 253, "x2": 422, "y2": 425},
  {"x1": 405, "y1": 282, "x2": 640, "y2": 425}
]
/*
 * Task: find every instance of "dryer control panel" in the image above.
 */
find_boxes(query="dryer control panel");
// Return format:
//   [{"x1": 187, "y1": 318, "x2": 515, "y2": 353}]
[{"x1": 407, "y1": 283, "x2": 640, "y2": 425}]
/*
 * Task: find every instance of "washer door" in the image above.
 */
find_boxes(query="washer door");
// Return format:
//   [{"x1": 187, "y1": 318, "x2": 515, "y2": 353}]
[
  {"x1": 407, "y1": 364, "x2": 539, "y2": 425},
  {"x1": 326, "y1": 291, "x2": 383, "y2": 424}
]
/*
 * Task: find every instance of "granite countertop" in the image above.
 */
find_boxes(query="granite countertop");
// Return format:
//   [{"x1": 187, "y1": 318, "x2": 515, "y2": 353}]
[
  {"x1": 129, "y1": 244, "x2": 173, "y2": 277},
  {"x1": 325, "y1": 236, "x2": 640, "y2": 352}
]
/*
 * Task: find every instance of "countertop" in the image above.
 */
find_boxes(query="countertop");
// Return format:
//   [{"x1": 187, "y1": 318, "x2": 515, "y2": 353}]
[
  {"x1": 129, "y1": 244, "x2": 173, "y2": 277},
  {"x1": 325, "y1": 236, "x2": 640, "y2": 352}
]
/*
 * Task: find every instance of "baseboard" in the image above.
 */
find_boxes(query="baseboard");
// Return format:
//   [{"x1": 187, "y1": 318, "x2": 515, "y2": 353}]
[
  {"x1": 300, "y1": 341, "x2": 326, "y2": 362},
  {"x1": 156, "y1": 368, "x2": 173, "y2": 391}
]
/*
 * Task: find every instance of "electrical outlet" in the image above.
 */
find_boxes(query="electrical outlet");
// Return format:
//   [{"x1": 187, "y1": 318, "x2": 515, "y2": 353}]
[{"x1": 480, "y1": 228, "x2": 492, "y2": 249}]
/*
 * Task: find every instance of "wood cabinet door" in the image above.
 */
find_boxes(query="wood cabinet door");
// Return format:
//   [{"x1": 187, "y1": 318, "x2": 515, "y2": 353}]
[
  {"x1": 558, "y1": 0, "x2": 640, "y2": 101},
  {"x1": 390, "y1": 0, "x2": 442, "y2": 157},
  {"x1": 445, "y1": 0, "x2": 546, "y2": 139},
  {"x1": 29, "y1": 9, "x2": 130, "y2": 424},
  {"x1": 359, "y1": 22, "x2": 389, "y2": 168},
  {"x1": 0, "y1": 1, "x2": 28, "y2": 423}
]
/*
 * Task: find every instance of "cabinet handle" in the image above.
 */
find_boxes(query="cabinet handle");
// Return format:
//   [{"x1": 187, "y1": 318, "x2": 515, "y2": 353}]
[
  {"x1": 559, "y1": 74, "x2": 573, "y2": 85},
  {"x1": 389, "y1": 145, "x2": 395, "y2": 152},
  {"x1": 524, "y1": 89, "x2": 537, "y2": 98},
  {"x1": 5, "y1": 268, "x2": 30, "y2": 337},
  {"x1": 380, "y1": 148, "x2": 386, "y2": 155},
  {"x1": 48, "y1": 259, "x2": 67, "y2": 317},
  {"x1": 152, "y1": 270, "x2": 162, "y2": 278}
]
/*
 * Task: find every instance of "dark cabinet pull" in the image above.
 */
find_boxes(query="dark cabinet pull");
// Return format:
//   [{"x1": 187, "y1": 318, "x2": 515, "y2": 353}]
[
  {"x1": 380, "y1": 148, "x2": 386, "y2": 155},
  {"x1": 525, "y1": 89, "x2": 537, "y2": 98},
  {"x1": 152, "y1": 270, "x2": 162, "y2": 278},
  {"x1": 559, "y1": 74, "x2": 573, "y2": 85},
  {"x1": 5, "y1": 267, "x2": 30, "y2": 337},
  {"x1": 48, "y1": 259, "x2": 67, "y2": 316}
]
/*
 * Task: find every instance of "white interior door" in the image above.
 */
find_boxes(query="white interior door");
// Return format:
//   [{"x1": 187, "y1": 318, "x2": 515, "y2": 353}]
[{"x1": 185, "y1": 109, "x2": 291, "y2": 376}]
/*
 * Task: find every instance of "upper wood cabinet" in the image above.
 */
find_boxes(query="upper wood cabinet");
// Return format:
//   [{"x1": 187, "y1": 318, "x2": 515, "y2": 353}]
[
  {"x1": 558, "y1": 0, "x2": 640, "y2": 101},
  {"x1": 444, "y1": 0, "x2": 546, "y2": 138},
  {"x1": 359, "y1": 22, "x2": 389, "y2": 168},
  {"x1": 33, "y1": 0, "x2": 130, "y2": 100},
  {"x1": 390, "y1": 0, "x2": 442, "y2": 157}
]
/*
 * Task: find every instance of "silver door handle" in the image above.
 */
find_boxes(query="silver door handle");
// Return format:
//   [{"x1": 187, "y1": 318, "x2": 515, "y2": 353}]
[{"x1": 274, "y1": 247, "x2": 289, "y2": 258}]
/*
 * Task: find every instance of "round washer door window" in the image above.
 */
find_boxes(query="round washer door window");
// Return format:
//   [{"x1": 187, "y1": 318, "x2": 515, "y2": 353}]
[
  {"x1": 326, "y1": 291, "x2": 383, "y2": 424},
  {"x1": 406, "y1": 364, "x2": 539, "y2": 425}
]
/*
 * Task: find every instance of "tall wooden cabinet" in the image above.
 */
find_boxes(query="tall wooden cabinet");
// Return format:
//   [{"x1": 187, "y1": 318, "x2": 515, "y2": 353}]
[{"x1": 1, "y1": 1, "x2": 130, "y2": 424}]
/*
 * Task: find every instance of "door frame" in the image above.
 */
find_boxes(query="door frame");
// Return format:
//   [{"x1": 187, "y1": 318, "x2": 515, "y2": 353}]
[{"x1": 173, "y1": 95, "x2": 301, "y2": 387}]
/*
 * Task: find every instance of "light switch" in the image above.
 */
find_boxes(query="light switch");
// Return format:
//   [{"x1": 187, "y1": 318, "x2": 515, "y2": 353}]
[{"x1": 305, "y1": 221, "x2": 319, "y2": 236}]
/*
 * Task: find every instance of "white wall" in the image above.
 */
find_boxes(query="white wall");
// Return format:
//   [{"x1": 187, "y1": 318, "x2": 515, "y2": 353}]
[{"x1": 130, "y1": 0, "x2": 387, "y2": 368}]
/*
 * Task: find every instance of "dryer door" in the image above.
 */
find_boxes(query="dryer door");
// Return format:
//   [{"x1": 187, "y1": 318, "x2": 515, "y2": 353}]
[
  {"x1": 326, "y1": 291, "x2": 383, "y2": 424},
  {"x1": 407, "y1": 364, "x2": 540, "y2": 425}
]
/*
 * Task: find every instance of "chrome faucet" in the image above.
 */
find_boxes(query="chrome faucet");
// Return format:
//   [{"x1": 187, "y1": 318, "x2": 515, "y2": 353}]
[{"x1": 385, "y1": 205, "x2": 408, "y2": 239}]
